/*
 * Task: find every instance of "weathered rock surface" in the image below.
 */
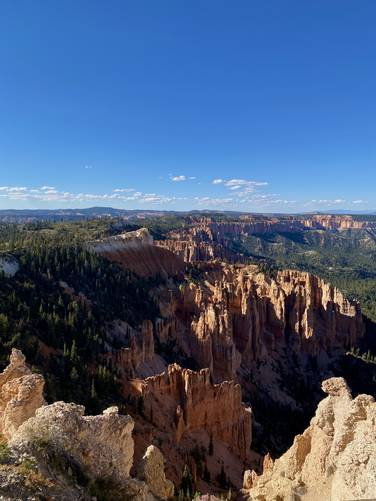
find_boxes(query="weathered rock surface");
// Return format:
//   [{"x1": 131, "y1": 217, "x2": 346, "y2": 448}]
[
  {"x1": 154, "y1": 215, "x2": 376, "y2": 265},
  {"x1": 137, "y1": 445, "x2": 174, "y2": 500},
  {"x1": 10, "y1": 403, "x2": 135, "y2": 484},
  {"x1": 88, "y1": 227, "x2": 185, "y2": 277},
  {"x1": 243, "y1": 377, "x2": 376, "y2": 501},
  {"x1": 0, "y1": 349, "x2": 45, "y2": 440},
  {"x1": 107, "y1": 319, "x2": 165, "y2": 379},
  {"x1": 161, "y1": 264, "x2": 363, "y2": 383},
  {"x1": 132, "y1": 364, "x2": 252, "y2": 462},
  {"x1": 0, "y1": 350, "x2": 174, "y2": 501}
]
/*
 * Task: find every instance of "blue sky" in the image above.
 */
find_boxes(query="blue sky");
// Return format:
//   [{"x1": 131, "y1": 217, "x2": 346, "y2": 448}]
[{"x1": 0, "y1": 1, "x2": 375, "y2": 212}]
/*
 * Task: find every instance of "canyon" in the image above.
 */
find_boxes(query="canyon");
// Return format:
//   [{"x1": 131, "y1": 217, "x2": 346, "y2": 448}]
[
  {"x1": 153, "y1": 214, "x2": 376, "y2": 264},
  {"x1": 1, "y1": 215, "x2": 375, "y2": 499},
  {"x1": 87, "y1": 227, "x2": 368, "y2": 493}
]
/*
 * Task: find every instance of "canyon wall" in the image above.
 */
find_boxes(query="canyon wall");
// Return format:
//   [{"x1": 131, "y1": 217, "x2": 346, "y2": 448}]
[
  {"x1": 154, "y1": 215, "x2": 376, "y2": 263},
  {"x1": 130, "y1": 363, "x2": 252, "y2": 461},
  {"x1": 160, "y1": 264, "x2": 364, "y2": 384},
  {"x1": 88, "y1": 227, "x2": 185, "y2": 277},
  {"x1": 104, "y1": 261, "x2": 363, "y2": 391}
]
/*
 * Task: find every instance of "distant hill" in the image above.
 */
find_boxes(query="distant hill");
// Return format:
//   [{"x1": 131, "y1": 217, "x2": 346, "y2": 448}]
[{"x1": 0, "y1": 206, "x2": 375, "y2": 222}]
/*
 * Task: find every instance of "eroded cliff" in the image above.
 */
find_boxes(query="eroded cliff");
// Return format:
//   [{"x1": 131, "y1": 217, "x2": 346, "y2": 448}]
[
  {"x1": 0, "y1": 349, "x2": 174, "y2": 501},
  {"x1": 125, "y1": 363, "x2": 252, "y2": 490},
  {"x1": 154, "y1": 215, "x2": 376, "y2": 264},
  {"x1": 243, "y1": 377, "x2": 376, "y2": 501},
  {"x1": 88, "y1": 227, "x2": 185, "y2": 277}
]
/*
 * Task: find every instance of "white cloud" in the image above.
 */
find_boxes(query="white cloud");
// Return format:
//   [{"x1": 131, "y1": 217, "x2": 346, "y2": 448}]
[
  {"x1": 171, "y1": 175, "x2": 187, "y2": 182},
  {"x1": 0, "y1": 182, "x2": 370, "y2": 212},
  {"x1": 170, "y1": 175, "x2": 196, "y2": 182},
  {"x1": 0, "y1": 185, "x2": 181, "y2": 205},
  {"x1": 194, "y1": 196, "x2": 234, "y2": 206},
  {"x1": 224, "y1": 179, "x2": 268, "y2": 188},
  {"x1": 84, "y1": 165, "x2": 93, "y2": 170},
  {"x1": 307, "y1": 199, "x2": 346, "y2": 206},
  {"x1": 7, "y1": 187, "x2": 27, "y2": 192},
  {"x1": 212, "y1": 178, "x2": 268, "y2": 195}
]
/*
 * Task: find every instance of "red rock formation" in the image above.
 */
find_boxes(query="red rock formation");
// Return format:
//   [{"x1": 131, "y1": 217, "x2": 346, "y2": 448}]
[
  {"x1": 162, "y1": 264, "x2": 364, "y2": 383},
  {"x1": 155, "y1": 215, "x2": 376, "y2": 264},
  {"x1": 303, "y1": 214, "x2": 376, "y2": 230},
  {"x1": 132, "y1": 364, "x2": 252, "y2": 462}
]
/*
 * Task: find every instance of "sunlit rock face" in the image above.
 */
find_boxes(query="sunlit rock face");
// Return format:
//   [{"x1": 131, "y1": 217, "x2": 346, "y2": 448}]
[
  {"x1": 157, "y1": 264, "x2": 363, "y2": 383},
  {"x1": 11, "y1": 403, "x2": 135, "y2": 483},
  {"x1": 0, "y1": 350, "x2": 174, "y2": 501},
  {"x1": 133, "y1": 363, "x2": 252, "y2": 461},
  {"x1": 242, "y1": 377, "x2": 376, "y2": 501},
  {"x1": 128, "y1": 362, "x2": 252, "y2": 489},
  {"x1": 87, "y1": 227, "x2": 185, "y2": 278},
  {"x1": 0, "y1": 348, "x2": 46, "y2": 440}
]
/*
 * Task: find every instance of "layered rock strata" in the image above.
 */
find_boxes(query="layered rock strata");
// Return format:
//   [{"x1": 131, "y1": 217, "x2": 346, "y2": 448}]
[
  {"x1": 88, "y1": 227, "x2": 185, "y2": 277},
  {"x1": 163, "y1": 264, "x2": 363, "y2": 383},
  {"x1": 131, "y1": 363, "x2": 252, "y2": 462},
  {"x1": 154, "y1": 215, "x2": 376, "y2": 264}
]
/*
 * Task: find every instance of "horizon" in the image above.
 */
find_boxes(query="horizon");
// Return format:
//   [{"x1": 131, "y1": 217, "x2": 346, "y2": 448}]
[
  {"x1": 0, "y1": 205, "x2": 375, "y2": 217},
  {"x1": 1, "y1": 1, "x2": 375, "y2": 212}
]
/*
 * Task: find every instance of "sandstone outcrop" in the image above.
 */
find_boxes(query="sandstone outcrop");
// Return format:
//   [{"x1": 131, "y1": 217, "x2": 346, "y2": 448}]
[
  {"x1": 137, "y1": 445, "x2": 175, "y2": 500},
  {"x1": 156, "y1": 238, "x2": 247, "y2": 265},
  {"x1": 0, "y1": 350, "x2": 174, "y2": 501},
  {"x1": 163, "y1": 264, "x2": 363, "y2": 383},
  {"x1": 107, "y1": 319, "x2": 166, "y2": 379},
  {"x1": 0, "y1": 349, "x2": 45, "y2": 440},
  {"x1": 131, "y1": 364, "x2": 252, "y2": 461},
  {"x1": 243, "y1": 377, "x2": 376, "y2": 501},
  {"x1": 303, "y1": 214, "x2": 376, "y2": 230},
  {"x1": 11, "y1": 403, "x2": 135, "y2": 484},
  {"x1": 154, "y1": 215, "x2": 376, "y2": 265},
  {"x1": 88, "y1": 228, "x2": 185, "y2": 277}
]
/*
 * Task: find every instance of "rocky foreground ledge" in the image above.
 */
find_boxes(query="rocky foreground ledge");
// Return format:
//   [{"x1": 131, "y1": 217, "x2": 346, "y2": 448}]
[
  {"x1": 242, "y1": 377, "x2": 376, "y2": 501},
  {"x1": 0, "y1": 349, "x2": 375, "y2": 500},
  {"x1": 0, "y1": 349, "x2": 173, "y2": 500}
]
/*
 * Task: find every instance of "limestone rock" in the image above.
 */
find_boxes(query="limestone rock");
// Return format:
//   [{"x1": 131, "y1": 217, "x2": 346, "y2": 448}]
[
  {"x1": 107, "y1": 319, "x2": 162, "y2": 379},
  {"x1": 132, "y1": 363, "x2": 252, "y2": 462},
  {"x1": 243, "y1": 377, "x2": 376, "y2": 501},
  {"x1": 169, "y1": 264, "x2": 363, "y2": 382},
  {"x1": 87, "y1": 228, "x2": 185, "y2": 278},
  {"x1": 10, "y1": 402, "x2": 135, "y2": 484},
  {"x1": 0, "y1": 349, "x2": 45, "y2": 440},
  {"x1": 137, "y1": 445, "x2": 174, "y2": 500}
]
